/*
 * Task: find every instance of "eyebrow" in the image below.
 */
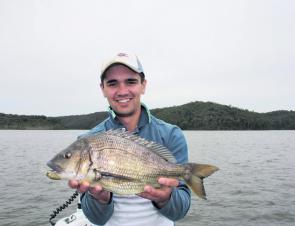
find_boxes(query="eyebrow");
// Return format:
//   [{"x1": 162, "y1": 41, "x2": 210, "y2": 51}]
[
  {"x1": 126, "y1": 78, "x2": 139, "y2": 82},
  {"x1": 105, "y1": 78, "x2": 139, "y2": 84},
  {"x1": 105, "y1": 79, "x2": 117, "y2": 84}
]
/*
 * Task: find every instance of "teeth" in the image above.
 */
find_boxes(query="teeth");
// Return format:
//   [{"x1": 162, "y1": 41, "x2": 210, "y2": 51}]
[{"x1": 118, "y1": 99, "x2": 129, "y2": 103}]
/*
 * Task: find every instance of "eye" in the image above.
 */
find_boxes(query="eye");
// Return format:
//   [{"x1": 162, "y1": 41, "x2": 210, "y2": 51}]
[
  {"x1": 126, "y1": 79, "x2": 138, "y2": 85},
  {"x1": 106, "y1": 80, "x2": 118, "y2": 87},
  {"x1": 64, "y1": 152, "x2": 72, "y2": 159},
  {"x1": 107, "y1": 82, "x2": 116, "y2": 87}
]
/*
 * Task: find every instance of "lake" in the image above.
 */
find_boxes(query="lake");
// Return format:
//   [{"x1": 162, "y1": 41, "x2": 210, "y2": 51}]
[{"x1": 0, "y1": 130, "x2": 294, "y2": 226}]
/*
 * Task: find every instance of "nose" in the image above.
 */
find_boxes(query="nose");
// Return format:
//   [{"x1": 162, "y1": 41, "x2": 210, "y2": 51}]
[{"x1": 116, "y1": 83, "x2": 129, "y2": 96}]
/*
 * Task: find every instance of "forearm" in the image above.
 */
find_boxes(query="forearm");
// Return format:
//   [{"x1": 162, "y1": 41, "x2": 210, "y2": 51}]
[
  {"x1": 153, "y1": 183, "x2": 191, "y2": 221},
  {"x1": 81, "y1": 192, "x2": 114, "y2": 225}
]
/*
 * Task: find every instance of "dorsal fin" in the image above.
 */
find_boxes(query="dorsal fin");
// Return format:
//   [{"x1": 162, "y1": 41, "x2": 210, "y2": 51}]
[{"x1": 105, "y1": 129, "x2": 176, "y2": 163}]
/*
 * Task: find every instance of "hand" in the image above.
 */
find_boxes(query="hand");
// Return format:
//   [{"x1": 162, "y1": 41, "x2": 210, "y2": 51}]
[
  {"x1": 68, "y1": 180, "x2": 111, "y2": 204},
  {"x1": 138, "y1": 177, "x2": 179, "y2": 208}
]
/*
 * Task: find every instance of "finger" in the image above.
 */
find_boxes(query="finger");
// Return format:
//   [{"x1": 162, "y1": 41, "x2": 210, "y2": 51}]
[
  {"x1": 158, "y1": 177, "x2": 179, "y2": 187},
  {"x1": 78, "y1": 180, "x2": 90, "y2": 193},
  {"x1": 88, "y1": 186, "x2": 111, "y2": 203},
  {"x1": 137, "y1": 186, "x2": 156, "y2": 200},
  {"x1": 139, "y1": 185, "x2": 172, "y2": 204},
  {"x1": 144, "y1": 185, "x2": 171, "y2": 198},
  {"x1": 138, "y1": 190, "x2": 156, "y2": 201},
  {"x1": 89, "y1": 184, "x2": 103, "y2": 194},
  {"x1": 143, "y1": 185, "x2": 154, "y2": 193},
  {"x1": 68, "y1": 180, "x2": 79, "y2": 189},
  {"x1": 138, "y1": 192, "x2": 154, "y2": 201}
]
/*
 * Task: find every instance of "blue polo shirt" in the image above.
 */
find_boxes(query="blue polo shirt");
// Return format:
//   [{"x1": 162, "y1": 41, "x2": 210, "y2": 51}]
[{"x1": 80, "y1": 104, "x2": 191, "y2": 225}]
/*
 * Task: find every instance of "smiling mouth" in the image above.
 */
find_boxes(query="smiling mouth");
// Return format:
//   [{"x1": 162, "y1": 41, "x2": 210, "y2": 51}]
[{"x1": 117, "y1": 98, "x2": 131, "y2": 103}]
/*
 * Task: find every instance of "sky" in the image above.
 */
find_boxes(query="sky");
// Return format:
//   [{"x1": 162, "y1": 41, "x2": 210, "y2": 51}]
[{"x1": 0, "y1": 0, "x2": 294, "y2": 116}]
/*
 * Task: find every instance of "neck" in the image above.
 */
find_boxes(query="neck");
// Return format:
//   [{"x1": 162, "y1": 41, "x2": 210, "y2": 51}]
[{"x1": 117, "y1": 107, "x2": 142, "y2": 131}]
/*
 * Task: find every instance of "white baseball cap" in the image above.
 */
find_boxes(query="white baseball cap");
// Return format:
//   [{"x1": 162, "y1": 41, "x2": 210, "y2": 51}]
[{"x1": 100, "y1": 53, "x2": 144, "y2": 80}]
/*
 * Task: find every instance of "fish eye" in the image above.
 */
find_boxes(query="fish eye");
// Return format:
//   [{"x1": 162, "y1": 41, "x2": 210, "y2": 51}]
[{"x1": 64, "y1": 152, "x2": 72, "y2": 159}]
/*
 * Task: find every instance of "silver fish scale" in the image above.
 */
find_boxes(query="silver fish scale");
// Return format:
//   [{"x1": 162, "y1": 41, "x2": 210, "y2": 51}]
[
  {"x1": 86, "y1": 131, "x2": 185, "y2": 190},
  {"x1": 98, "y1": 177, "x2": 151, "y2": 195}
]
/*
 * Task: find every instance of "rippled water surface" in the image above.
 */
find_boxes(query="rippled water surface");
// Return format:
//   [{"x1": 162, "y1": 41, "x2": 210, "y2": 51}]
[{"x1": 0, "y1": 130, "x2": 294, "y2": 226}]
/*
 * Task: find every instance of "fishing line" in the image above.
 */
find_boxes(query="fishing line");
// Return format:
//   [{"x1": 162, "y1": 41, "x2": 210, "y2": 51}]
[{"x1": 49, "y1": 190, "x2": 79, "y2": 226}]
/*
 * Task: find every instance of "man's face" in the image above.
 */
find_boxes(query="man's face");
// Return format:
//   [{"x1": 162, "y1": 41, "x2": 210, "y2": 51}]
[{"x1": 100, "y1": 65, "x2": 146, "y2": 117}]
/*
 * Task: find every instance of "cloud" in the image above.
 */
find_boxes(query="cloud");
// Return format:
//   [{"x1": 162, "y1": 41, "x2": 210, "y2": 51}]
[{"x1": 0, "y1": 0, "x2": 294, "y2": 116}]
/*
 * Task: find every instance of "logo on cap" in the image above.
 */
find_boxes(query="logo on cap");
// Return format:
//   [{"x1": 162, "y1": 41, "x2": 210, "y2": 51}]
[{"x1": 117, "y1": 53, "x2": 128, "y2": 57}]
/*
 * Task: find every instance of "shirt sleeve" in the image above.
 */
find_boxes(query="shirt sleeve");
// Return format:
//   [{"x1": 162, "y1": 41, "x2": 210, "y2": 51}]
[
  {"x1": 81, "y1": 191, "x2": 114, "y2": 225},
  {"x1": 156, "y1": 126, "x2": 191, "y2": 220}
]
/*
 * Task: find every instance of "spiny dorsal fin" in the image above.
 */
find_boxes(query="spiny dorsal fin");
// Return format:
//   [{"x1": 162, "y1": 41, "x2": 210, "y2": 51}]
[{"x1": 105, "y1": 129, "x2": 176, "y2": 163}]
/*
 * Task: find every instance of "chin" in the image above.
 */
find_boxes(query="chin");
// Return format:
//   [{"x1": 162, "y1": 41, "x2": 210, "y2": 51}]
[{"x1": 114, "y1": 109, "x2": 136, "y2": 117}]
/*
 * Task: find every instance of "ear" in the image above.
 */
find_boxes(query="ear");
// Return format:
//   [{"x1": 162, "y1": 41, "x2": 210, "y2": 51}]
[
  {"x1": 100, "y1": 83, "x2": 107, "y2": 97},
  {"x1": 141, "y1": 80, "x2": 147, "y2": 95}
]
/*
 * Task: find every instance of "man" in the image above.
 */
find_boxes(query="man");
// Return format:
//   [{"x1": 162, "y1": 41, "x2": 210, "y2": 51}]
[{"x1": 69, "y1": 53, "x2": 191, "y2": 225}]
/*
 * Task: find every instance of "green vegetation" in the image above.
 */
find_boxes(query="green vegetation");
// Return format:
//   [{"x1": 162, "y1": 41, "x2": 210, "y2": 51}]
[
  {"x1": 151, "y1": 102, "x2": 295, "y2": 130},
  {"x1": 1, "y1": 101, "x2": 294, "y2": 130},
  {"x1": 0, "y1": 113, "x2": 63, "y2": 130},
  {"x1": 53, "y1": 112, "x2": 108, "y2": 129}
]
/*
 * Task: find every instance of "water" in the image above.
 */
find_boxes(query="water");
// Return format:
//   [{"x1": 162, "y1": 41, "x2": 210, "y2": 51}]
[{"x1": 0, "y1": 130, "x2": 294, "y2": 226}]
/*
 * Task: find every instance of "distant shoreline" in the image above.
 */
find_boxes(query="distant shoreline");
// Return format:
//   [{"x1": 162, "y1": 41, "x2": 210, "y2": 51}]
[{"x1": 1, "y1": 101, "x2": 294, "y2": 130}]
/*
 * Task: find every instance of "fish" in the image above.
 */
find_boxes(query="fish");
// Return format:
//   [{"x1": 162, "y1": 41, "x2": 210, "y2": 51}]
[{"x1": 46, "y1": 129, "x2": 219, "y2": 199}]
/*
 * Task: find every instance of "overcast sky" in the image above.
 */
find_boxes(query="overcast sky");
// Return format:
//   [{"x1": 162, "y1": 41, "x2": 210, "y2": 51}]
[{"x1": 1, "y1": 0, "x2": 294, "y2": 116}]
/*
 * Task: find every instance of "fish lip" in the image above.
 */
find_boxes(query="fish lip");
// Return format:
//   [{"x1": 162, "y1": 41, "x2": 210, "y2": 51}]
[{"x1": 47, "y1": 160, "x2": 63, "y2": 173}]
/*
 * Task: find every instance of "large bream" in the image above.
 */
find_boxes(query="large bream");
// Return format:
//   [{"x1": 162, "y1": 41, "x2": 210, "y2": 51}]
[{"x1": 47, "y1": 129, "x2": 218, "y2": 199}]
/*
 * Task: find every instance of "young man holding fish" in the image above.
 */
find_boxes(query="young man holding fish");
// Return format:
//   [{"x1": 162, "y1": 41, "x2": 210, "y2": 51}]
[{"x1": 64, "y1": 53, "x2": 217, "y2": 225}]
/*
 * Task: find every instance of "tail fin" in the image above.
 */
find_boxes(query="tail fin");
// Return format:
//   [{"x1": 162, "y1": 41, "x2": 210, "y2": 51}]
[{"x1": 184, "y1": 163, "x2": 219, "y2": 199}]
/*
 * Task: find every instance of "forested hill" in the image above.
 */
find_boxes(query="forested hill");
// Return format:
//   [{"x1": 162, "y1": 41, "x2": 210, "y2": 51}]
[{"x1": 1, "y1": 101, "x2": 295, "y2": 130}]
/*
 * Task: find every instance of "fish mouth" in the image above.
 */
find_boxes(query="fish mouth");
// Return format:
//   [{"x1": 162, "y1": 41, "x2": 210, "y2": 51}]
[
  {"x1": 46, "y1": 171, "x2": 62, "y2": 180},
  {"x1": 46, "y1": 160, "x2": 64, "y2": 180},
  {"x1": 47, "y1": 160, "x2": 64, "y2": 173}
]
